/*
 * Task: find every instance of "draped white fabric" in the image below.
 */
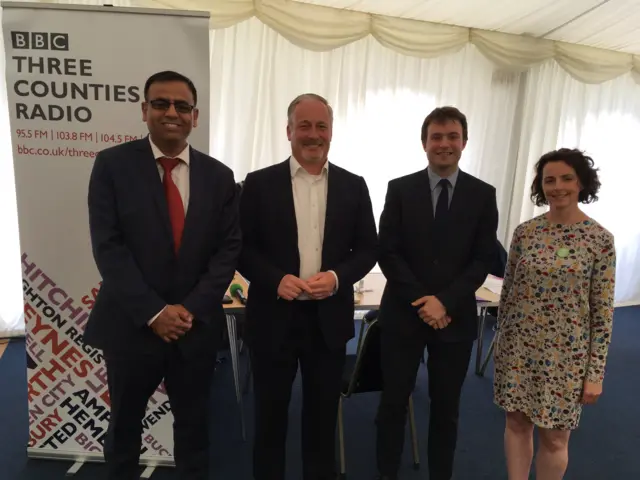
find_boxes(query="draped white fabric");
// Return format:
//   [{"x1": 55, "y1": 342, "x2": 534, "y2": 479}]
[
  {"x1": 509, "y1": 61, "x2": 640, "y2": 305},
  {"x1": 0, "y1": 8, "x2": 24, "y2": 337},
  {"x1": 195, "y1": 0, "x2": 640, "y2": 85},
  {"x1": 1, "y1": 1, "x2": 640, "y2": 338},
  {"x1": 209, "y1": 17, "x2": 521, "y2": 243},
  {"x1": 210, "y1": 18, "x2": 640, "y2": 305}
]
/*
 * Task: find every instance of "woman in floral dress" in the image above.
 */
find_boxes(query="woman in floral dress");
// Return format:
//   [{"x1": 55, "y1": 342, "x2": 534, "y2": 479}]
[{"x1": 493, "y1": 148, "x2": 616, "y2": 480}]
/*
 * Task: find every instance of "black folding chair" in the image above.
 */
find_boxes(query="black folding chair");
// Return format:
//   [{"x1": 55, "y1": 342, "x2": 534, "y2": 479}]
[{"x1": 337, "y1": 310, "x2": 420, "y2": 478}]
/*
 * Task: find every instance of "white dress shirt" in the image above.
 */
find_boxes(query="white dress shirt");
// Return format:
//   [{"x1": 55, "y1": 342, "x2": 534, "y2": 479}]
[
  {"x1": 289, "y1": 156, "x2": 338, "y2": 299},
  {"x1": 148, "y1": 136, "x2": 190, "y2": 324}
]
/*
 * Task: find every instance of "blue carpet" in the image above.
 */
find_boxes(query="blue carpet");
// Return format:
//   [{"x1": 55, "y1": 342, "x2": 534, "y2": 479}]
[{"x1": 1, "y1": 306, "x2": 638, "y2": 479}]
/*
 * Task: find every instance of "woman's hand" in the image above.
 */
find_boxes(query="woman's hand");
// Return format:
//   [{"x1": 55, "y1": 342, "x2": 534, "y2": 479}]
[{"x1": 581, "y1": 380, "x2": 603, "y2": 405}]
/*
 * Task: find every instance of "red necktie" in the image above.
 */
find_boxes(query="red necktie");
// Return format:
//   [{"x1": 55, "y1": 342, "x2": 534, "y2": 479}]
[{"x1": 158, "y1": 157, "x2": 185, "y2": 254}]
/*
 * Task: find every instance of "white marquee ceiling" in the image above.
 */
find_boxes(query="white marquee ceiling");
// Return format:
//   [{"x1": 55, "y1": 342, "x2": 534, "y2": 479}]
[{"x1": 294, "y1": 0, "x2": 640, "y2": 54}]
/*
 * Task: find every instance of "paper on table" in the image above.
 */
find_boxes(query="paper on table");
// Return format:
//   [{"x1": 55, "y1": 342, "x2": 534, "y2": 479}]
[{"x1": 482, "y1": 274, "x2": 503, "y2": 295}]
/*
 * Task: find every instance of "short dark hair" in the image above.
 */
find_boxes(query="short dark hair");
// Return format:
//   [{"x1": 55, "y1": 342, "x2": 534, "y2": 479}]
[
  {"x1": 144, "y1": 70, "x2": 198, "y2": 106},
  {"x1": 530, "y1": 148, "x2": 601, "y2": 207},
  {"x1": 421, "y1": 106, "x2": 468, "y2": 145}
]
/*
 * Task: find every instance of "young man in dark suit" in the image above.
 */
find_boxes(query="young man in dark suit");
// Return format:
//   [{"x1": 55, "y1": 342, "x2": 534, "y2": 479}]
[
  {"x1": 375, "y1": 107, "x2": 499, "y2": 480},
  {"x1": 238, "y1": 93, "x2": 378, "y2": 480},
  {"x1": 85, "y1": 71, "x2": 241, "y2": 480}
]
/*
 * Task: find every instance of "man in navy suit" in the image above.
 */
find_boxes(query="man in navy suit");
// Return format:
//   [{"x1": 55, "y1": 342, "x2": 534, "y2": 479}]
[
  {"x1": 375, "y1": 107, "x2": 498, "y2": 480},
  {"x1": 238, "y1": 93, "x2": 378, "y2": 480},
  {"x1": 85, "y1": 71, "x2": 241, "y2": 480}
]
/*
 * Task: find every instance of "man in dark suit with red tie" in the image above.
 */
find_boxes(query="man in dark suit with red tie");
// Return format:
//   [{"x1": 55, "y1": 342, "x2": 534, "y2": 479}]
[
  {"x1": 85, "y1": 71, "x2": 241, "y2": 480},
  {"x1": 374, "y1": 107, "x2": 499, "y2": 480}
]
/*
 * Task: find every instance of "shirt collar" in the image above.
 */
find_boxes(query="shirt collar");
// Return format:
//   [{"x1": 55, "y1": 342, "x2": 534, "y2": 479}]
[
  {"x1": 149, "y1": 135, "x2": 190, "y2": 165},
  {"x1": 289, "y1": 155, "x2": 329, "y2": 178},
  {"x1": 427, "y1": 166, "x2": 459, "y2": 191}
]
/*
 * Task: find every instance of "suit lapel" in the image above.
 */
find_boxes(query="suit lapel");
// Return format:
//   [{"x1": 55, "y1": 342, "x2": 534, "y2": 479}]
[
  {"x1": 179, "y1": 148, "x2": 206, "y2": 255},
  {"x1": 135, "y1": 139, "x2": 173, "y2": 242},
  {"x1": 416, "y1": 169, "x2": 435, "y2": 232},
  {"x1": 323, "y1": 162, "x2": 339, "y2": 248},
  {"x1": 277, "y1": 159, "x2": 299, "y2": 253},
  {"x1": 448, "y1": 170, "x2": 468, "y2": 222}
]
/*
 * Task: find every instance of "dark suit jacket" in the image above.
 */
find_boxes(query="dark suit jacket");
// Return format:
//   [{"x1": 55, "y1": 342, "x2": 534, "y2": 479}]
[
  {"x1": 377, "y1": 169, "x2": 498, "y2": 342},
  {"x1": 84, "y1": 137, "x2": 241, "y2": 358},
  {"x1": 238, "y1": 159, "x2": 378, "y2": 352}
]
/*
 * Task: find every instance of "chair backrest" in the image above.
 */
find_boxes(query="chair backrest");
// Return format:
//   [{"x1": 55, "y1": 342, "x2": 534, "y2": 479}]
[{"x1": 345, "y1": 318, "x2": 384, "y2": 396}]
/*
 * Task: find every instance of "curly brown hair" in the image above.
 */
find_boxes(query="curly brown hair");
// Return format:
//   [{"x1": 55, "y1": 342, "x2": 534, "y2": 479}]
[{"x1": 530, "y1": 148, "x2": 601, "y2": 207}]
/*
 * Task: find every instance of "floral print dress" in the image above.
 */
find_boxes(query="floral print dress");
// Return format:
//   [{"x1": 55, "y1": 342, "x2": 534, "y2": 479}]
[{"x1": 493, "y1": 214, "x2": 616, "y2": 430}]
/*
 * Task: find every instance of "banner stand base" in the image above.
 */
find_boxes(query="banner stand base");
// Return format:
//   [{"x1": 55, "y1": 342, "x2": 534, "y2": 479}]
[
  {"x1": 141, "y1": 466, "x2": 156, "y2": 478},
  {"x1": 65, "y1": 460, "x2": 84, "y2": 476},
  {"x1": 27, "y1": 448, "x2": 175, "y2": 469}
]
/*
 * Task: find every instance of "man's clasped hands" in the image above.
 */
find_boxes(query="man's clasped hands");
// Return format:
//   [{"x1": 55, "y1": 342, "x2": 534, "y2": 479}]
[{"x1": 412, "y1": 295, "x2": 451, "y2": 329}]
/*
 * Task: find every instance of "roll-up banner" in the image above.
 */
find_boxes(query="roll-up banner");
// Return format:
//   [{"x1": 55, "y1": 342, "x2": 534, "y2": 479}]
[{"x1": 2, "y1": 1, "x2": 210, "y2": 466}]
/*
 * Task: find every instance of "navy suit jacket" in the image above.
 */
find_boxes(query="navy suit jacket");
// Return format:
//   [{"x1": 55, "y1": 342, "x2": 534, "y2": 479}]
[
  {"x1": 84, "y1": 137, "x2": 241, "y2": 358},
  {"x1": 377, "y1": 169, "x2": 499, "y2": 342},
  {"x1": 238, "y1": 159, "x2": 378, "y2": 352}
]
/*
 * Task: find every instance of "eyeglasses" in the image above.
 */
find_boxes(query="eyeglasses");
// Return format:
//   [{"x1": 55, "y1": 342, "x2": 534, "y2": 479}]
[{"x1": 148, "y1": 99, "x2": 195, "y2": 114}]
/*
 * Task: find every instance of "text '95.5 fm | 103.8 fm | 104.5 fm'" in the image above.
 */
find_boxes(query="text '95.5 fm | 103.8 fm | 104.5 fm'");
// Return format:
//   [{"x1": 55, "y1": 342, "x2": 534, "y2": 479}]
[{"x1": 16, "y1": 128, "x2": 147, "y2": 145}]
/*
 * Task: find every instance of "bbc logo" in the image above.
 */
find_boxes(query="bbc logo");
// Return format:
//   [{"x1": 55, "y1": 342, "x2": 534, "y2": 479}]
[{"x1": 11, "y1": 32, "x2": 69, "y2": 51}]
